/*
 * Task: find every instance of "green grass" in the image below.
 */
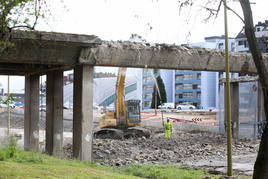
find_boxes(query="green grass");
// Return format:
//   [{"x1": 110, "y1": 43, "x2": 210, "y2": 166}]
[
  {"x1": 0, "y1": 140, "x2": 139, "y2": 179},
  {"x1": 118, "y1": 164, "x2": 217, "y2": 179},
  {"x1": 117, "y1": 164, "x2": 252, "y2": 179},
  {"x1": 0, "y1": 139, "x2": 251, "y2": 179}
]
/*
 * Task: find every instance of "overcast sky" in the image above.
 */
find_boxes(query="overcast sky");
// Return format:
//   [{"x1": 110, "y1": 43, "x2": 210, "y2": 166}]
[
  {"x1": 1, "y1": 0, "x2": 267, "y2": 92},
  {"x1": 40, "y1": 0, "x2": 268, "y2": 44}
]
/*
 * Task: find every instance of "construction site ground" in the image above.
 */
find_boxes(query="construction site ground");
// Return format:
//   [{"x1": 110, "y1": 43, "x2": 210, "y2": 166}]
[{"x1": 0, "y1": 108, "x2": 259, "y2": 176}]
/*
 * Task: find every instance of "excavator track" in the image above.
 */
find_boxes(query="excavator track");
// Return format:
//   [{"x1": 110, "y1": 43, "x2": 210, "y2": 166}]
[
  {"x1": 123, "y1": 127, "x2": 151, "y2": 139},
  {"x1": 94, "y1": 127, "x2": 151, "y2": 139},
  {"x1": 94, "y1": 128, "x2": 124, "y2": 139}
]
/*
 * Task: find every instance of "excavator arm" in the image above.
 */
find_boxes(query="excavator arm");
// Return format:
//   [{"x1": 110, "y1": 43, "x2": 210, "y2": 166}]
[
  {"x1": 115, "y1": 67, "x2": 127, "y2": 127},
  {"x1": 96, "y1": 67, "x2": 150, "y2": 138}
]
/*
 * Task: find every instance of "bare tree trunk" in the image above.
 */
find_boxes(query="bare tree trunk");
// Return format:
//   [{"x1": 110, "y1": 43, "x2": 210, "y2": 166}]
[{"x1": 239, "y1": 1, "x2": 268, "y2": 178}]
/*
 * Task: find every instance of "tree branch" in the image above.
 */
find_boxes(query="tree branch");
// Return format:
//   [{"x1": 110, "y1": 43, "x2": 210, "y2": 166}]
[{"x1": 225, "y1": 4, "x2": 245, "y2": 23}]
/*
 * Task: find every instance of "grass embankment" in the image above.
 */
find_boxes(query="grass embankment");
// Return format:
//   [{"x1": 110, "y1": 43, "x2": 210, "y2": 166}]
[
  {"x1": 0, "y1": 149, "x2": 138, "y2": 179},
  {"x1": 0, "y1": 138, "x2": 250, "y2": 179}
]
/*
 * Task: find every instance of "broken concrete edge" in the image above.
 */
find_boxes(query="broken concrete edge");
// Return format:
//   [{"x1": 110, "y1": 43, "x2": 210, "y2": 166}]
[
  {"x1": 10, "y1": 30, "x2": 102, "y2": 46},
  {"x1": 81, "y1": 41, "x2": 268, "y2": 74},
  {"x1": 219, "y1": 76, "x2": 259, "y2": 83},
  {"x1": 1, "y1": 30, "x2": 267, "y2": 74}
]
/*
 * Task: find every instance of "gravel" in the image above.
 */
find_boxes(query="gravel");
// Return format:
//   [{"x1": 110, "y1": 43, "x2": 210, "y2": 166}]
[{"x1": 63, "y1": 129, "x2": 259, "y2": 175}]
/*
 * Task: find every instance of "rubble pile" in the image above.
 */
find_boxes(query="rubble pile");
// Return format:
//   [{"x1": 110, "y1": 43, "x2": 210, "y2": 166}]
[{"x1": 63, "y1": 130, "x2": 259, "y2": 167}]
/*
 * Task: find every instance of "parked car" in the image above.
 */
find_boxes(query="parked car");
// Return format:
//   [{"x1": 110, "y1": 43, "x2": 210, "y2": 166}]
[
  {"x1": 9, "y1": 103, "x2": 16, "y2": 109},
  {"x1": 176, "y1": 103, "x2": 195, "y2": 110},
  {"x1": 158, "y1": 103, "x2": 175, "y2": 109},
  {"x1": 0, "y1": 103, "x2": 7, "y2": 108},
  {"x1": 0, "y1": 103, "x2": 15, "y2": 108}
]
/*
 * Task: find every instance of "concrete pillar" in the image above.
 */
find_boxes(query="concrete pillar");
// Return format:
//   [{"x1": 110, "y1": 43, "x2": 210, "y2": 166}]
[
  {"x1": 24, "y1": 74, "x2": 40, "y2": 151},
  {"x1": 46, "y1": 71, "x2": 63, "y2": 156},
  {"x1": 224, "y1": 82, "x2": 239, "y2": 139},
  {"x1": 231, "y1": 83, "x2": 239, "y2": 139},
  {"x1": 258, "y1": 81, "x2": 265, "y2": 122},
  {"x1": 73, "y1": 65, "x2": 94, "y2": 161}
]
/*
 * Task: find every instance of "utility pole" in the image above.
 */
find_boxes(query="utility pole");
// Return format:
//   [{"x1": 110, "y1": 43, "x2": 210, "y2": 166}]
[
  {"x1": 154, "y1": 85, "x2": 157, "y2": 115},
  {"x1": 224, "y1": 0, "x2": 233, "y2": 176},
  {"x1": 7, "y1": 75, "x2": 10, "y2": 136}
]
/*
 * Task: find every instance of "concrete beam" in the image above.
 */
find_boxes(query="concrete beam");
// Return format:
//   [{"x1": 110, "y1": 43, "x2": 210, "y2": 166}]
[
  {"x1": 12, "y1": 30, "x2": 101, "y2": 45},
  {"x1": 73, "y1": 65, "x2": 94, "y2": 161},
  {"x1": 0, "y1": 63, "x2": 63, "y2": 75},
  {"x1": 1, "y1": 31, "x2": 268, "y2": 75},
  {"x1": 46, "y1": 71, "x2": 63, "y2": 156},
  {"x1": 0, "y1": 31, "x2": 101, "y2": 67},
  {"x1": 81, "y1": 41, "x2": 268, "y2": 74},
  {"x1": 24, "y1": 74, "x2": 40, "y2": 151},
  {"x1": 220, "y1": 76, "x2": 258, "y2": 84}
]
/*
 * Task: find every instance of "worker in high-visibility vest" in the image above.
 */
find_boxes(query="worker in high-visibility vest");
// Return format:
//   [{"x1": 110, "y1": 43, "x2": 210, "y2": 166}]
[{"x1": 164, "y1": 118, "x2": 172, "y2": 139}]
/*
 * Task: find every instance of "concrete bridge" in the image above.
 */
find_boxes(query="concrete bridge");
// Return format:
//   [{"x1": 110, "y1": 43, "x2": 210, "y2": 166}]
[{"x1": 1, "y1": 30, "x2": 267, "y2": 161}]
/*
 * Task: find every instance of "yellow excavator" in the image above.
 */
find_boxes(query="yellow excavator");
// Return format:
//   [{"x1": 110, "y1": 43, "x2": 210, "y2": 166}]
[{"x1": 94, "y1": 67, "x2": 150, "y2": 139}]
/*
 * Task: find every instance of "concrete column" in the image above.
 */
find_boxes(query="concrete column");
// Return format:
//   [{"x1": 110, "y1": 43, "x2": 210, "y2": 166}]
[
  {"x1": 258, "y1": 81, "x2": 265, "y2": 122},
  {"x1": 46, "y1": 71, "x2": 63, "y2": 156},
  {"x1": 231, "y1": 82, "x2": 239, "y2": 139},
  {"x1": 73, "y1": 65, "x2": 93, "y2": 161},
  {"x1": 224, "y1": 82, "x2": 239, "y2": 139},
  {"x1": 24, "y1": 74, "x2": 40, "y2": 151}
]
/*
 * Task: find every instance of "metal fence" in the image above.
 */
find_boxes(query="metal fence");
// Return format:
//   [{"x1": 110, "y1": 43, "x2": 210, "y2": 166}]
[{"x1": 218, "y1": 81, "x2": 266, "y2": 139}]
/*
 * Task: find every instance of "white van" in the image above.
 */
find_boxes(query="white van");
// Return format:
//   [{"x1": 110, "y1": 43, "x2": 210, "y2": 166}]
[{"x1": 158, "y1": 103, "x2": 175, "y2": 109}]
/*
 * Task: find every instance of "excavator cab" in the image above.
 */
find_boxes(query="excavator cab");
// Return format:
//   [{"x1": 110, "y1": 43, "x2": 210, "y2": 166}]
[{"x1": 126, "y1": 100, "x2": 141, "y2": 127}]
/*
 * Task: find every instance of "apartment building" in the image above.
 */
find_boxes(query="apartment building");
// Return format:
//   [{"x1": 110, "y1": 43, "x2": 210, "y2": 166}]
[{"x1": 235, "y1": 20, "x2": 268, "y2": 53}]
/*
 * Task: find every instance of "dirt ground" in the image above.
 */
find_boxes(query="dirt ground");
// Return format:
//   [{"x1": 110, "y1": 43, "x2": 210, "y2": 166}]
[
  {"x1": 66, "y1": 110, "x2": 258, "y2": 176},
  {"x1": 0, "y1": 108, "x2": 258, "y2": 175}
]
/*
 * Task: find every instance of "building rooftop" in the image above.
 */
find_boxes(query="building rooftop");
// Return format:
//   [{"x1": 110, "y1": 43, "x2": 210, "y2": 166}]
[{"x1": 235, "y1": 20, "x2": 268, "y2": 39}]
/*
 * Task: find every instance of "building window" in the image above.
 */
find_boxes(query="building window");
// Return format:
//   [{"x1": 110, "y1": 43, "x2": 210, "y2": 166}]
[
  {"x1": 143, "y1": 93, "x2": 152, "y2": 99},
  {"x1": 184, "y1": 74, "x2": 194, "y2": 80},
  {"x1": 231, "y1": 42, "x2": 235, "y2": 52},
  {"x1": 183, "y1": 84, "x2": 192, "y2": 89},
  {"x1": 175, "y1": 84, "x2": 183, "y2": 90},
  {"x1": 176, "y1": 74, "x2": 194, "y2": 81},
  {"x1": 197, "y1": 92, "x2": 201, "y2": 98},
  {"x1": 239, "y1": 40, "x2": 249, "y2": 48},
  {"x1": 143, "y1": 85, "x2": 153, "y2": 91},
  {"x1": 179, "y1": 101, "x2": 192, "y2": 105},
  {"x1": 218, "y1": 43, "x2": 224, "y2": 49},
  {"x1": 183, "y1": 92, "x2": 193, "y2": 98},
  {"x1": 256, "y1": 27, "x2": 261, "y2": 32},
  {"x1": 175, "y1": 75, "x2": 184, "y2": 81},
  {"x1": 143, "y1": 76, "x2": 153, "y2": 83},
  {"x1": 219, "y1": 72, "x2": 224, "y2": 78},
  {"x1": 193, "y1": 84, "x2": 200, "y2": 89},
  {"x1": 197, "y1": 73, "x2": 201, "y2": 80},
  {"x1": 175, "y1": 93, "x2": 183, "y2": 99},
  {"x1": 144, "y1": 101, "x2": 151, "y2": 108},
  {"x1": 244, "y1": 40, "x2": 249, "y2": 48}
]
